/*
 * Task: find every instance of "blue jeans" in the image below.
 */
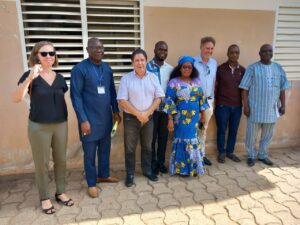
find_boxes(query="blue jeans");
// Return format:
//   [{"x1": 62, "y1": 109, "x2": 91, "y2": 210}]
[
  {"x1": 215, "y1": 105, "x2": 242, "y2": 155},
  {"x1": 82, "y1": 134, "x2": 111, "y2": 187}
]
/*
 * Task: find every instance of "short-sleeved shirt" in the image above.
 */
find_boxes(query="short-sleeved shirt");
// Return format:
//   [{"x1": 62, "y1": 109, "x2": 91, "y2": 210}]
[
  {"x1": 239, "y1": 61, "x2": 290, "y2": 123},
  {"x1": 18, "y1": 71, "x2": 68, "y2": 123},
  {"x1": 117, "y1": 70, "x2": 165, "y2": 112},
  {"x1": 194, "y1": 55, "x2": 217, "y2": 99},
  {"x1": 215, "y1": 62, "x2": 245, "y2": 106}
]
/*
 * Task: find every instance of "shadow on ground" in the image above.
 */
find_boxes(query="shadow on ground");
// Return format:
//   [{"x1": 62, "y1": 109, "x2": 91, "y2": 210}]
[{"x1": 0, "y1": 148, "x2": 300, "y2": 225}]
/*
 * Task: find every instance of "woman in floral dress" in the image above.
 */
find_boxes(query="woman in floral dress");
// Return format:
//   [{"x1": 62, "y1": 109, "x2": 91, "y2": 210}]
[{"x1": 164, "y1": 56, "x2": 209, "y2": 176}]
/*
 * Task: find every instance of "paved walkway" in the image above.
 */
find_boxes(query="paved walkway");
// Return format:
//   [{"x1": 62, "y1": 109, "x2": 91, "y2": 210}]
[{"x1": 1, "y1": 148, "x2": 300, "y2": 225}]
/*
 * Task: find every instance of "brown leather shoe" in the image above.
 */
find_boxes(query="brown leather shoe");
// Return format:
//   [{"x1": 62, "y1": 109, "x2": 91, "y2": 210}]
[
  {"x1": 96, "y1": 176, "x2": 119, "y2": 183},
  {"x1": 87, "y1": 187, "x2": 98, "y2": 198}
]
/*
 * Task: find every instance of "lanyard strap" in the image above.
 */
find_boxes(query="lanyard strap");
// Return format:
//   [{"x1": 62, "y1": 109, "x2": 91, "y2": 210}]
[{"x1": 92, "y1": 65, "x2": 103, "y2": 85}]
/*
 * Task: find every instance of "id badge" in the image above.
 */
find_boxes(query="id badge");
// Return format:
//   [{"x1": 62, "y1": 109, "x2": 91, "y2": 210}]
[{"x1": 97, "y1": 86, "x2": 105, "y2": 94}]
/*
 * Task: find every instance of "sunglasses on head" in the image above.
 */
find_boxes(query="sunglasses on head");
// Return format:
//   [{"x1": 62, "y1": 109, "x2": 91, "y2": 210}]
[{"x1": 39, "y1": 51, "x2": 56, "y2": 57}]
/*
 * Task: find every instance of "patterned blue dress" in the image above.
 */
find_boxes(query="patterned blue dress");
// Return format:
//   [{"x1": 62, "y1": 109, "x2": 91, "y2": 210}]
[{"x1": 164, "y1": 77, "x2": 209, "y2": 176}]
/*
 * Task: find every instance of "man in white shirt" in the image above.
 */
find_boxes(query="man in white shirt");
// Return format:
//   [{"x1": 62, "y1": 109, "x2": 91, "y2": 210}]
[
  {"x1": 117, "y1": 48, "x2": 165, "y2": 187},
  {"x1": 146, "y1": 41, "x2": 173, "y2": 175},
  {"x1": 194, "y1": 36, "x2": 217, "y2": 166}
]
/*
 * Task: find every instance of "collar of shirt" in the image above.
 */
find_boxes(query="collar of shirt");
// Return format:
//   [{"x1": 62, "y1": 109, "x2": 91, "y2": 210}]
[
  {"x1": 227, "y1": 62, "x2": 240, "y2": 75},
  {"x1": 149, "y1": 59, "x2": 169, "y2": 69},
  {"x1": 134, "y1": 70, "x2": 150, "y2": 79},
  {"x1": 196, "y1": 55, "x2": 213, "y2": 64}
]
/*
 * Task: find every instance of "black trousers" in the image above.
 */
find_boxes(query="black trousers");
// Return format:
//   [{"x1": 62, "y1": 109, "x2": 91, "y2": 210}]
[
  {"x1": 151, "y1": 111, "x2": 169, "y2": 169},
  {"x1": 123, "y1": 112, "x2": 153, "y2": 176}
]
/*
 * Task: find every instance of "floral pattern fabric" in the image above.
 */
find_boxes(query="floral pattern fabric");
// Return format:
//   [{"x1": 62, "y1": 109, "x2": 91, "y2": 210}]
[{"x1": 164, "y1": 77, "x2": 209, "y2": 176}]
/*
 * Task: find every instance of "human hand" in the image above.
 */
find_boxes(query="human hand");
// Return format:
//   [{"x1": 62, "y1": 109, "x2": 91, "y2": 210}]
[
  {"x1": 167, "y1": 120, "x2": 174, "y2": 132},
  {"x1": 29, "y1": 64, "x2": 42, "y2": 81},
  {"x1": 113, "y1": 112, "x2": 122, "y2": 124},
  {"x1": 244, "y1": 105, "x2": 250, "y2": 117},
  {"x1": 200, "y1": 115, "x2": 206, "y2": 124},
  {"x1": 136, "y1": 112, "x2": 149, "y2": 124},
  {"x1": 81, "y1": 121, "x2": 91, "y2": 136}
]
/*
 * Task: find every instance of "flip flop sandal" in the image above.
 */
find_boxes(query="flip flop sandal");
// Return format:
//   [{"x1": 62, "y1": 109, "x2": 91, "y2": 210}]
[
  {"x1": 41, "y1": 199, "x2": 55, "y2": 215},
  {"x1": 55, "y1": 193, "x2": 74, "y2": 207}
]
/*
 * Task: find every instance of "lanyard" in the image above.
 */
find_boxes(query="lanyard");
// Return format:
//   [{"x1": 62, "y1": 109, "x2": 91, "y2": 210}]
[{"x1": 92, "y1": 64, "x2": 103, "y2": 85}]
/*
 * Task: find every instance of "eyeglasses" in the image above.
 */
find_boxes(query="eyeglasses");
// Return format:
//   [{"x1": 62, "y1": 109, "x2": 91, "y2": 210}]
[
  {"x1": 39, "y1": 51, "x2": 56, "y2": 57},
  {"x1": 182, "y1": 65, "x2": 193, "y2": 70},
  {"x1": 205, "y1": 65, "x2": 210, "y2": 76}
]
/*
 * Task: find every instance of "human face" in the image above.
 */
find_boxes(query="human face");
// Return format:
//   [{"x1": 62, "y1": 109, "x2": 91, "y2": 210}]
[
  {"x1": 154, "y1": 43, "x2": 168, "y2": 62},
  {"x1": 38, "y1": 45, "x2": 55, "y2": 67},
  {"x1": 227, "y1": 46, "x2": 240, "y2": 64},
  {"x1": 259, "y1": 44, "x2": 273, "y2": 64},
  {"x1": 87, "y1": 40, "x2": 104, "y2": 63},
  {"x1": 132, "y1": 53, "x2": 147, "y2": 76},
  {"x1": 200, "y1": 42, "x2": 215, "y2": 60},
  {"x1": 180, "y1": 62, "x2": 193, "y2": 78}
]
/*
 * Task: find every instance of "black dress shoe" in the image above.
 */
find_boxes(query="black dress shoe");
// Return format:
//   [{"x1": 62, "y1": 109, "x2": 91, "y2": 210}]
[
  {"x1": 227, "y1": 154, "x2": 241, "y2": 162},
  {"x1": 203, "y1": 156, "x2": 212, "y2": 166},
  {"x1": 159, "y1": 165, "x2": 168, "y2": 174},
  {"x1": 125, "y1": 175, "x2": 134, "y2": 187},
  {"x1": 217, "y1": 153, "x2": 225, "y2": 163},
  {"x1": 247, "y1": 158, "x2": 255, "y2": 167},
  {"x1": 258, "y1": 158, "x2": 273, "y2": 166},
  {"x1": 143, "y1": 173, "x2": 158, "y2": 182}
]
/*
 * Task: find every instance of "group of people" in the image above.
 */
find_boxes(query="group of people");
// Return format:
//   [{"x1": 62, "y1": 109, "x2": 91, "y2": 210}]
[{"x1": 12, "y1": 36, "x2": 290, "y2": 214}]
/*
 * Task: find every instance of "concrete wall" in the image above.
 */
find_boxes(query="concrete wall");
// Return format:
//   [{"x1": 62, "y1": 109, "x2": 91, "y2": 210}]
[{"x1": 0, "y1": 1, "x2": 299, "y2": 175}]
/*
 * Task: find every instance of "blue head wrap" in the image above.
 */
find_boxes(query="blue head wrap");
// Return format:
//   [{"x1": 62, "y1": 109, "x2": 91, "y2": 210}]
[{"x1": 178, "y1": 55, "x2": 195, "y2": 66}]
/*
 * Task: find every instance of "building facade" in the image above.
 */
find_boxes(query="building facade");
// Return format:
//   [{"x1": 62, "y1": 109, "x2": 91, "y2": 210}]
[{"x1": 0, "y1": 0, "x2": 299, "y2": 175}]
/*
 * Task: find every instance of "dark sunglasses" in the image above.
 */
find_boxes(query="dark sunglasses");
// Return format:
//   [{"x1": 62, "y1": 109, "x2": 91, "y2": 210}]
[{"x1": 39, "y1": 51, "x2": 56, "y2": 57}]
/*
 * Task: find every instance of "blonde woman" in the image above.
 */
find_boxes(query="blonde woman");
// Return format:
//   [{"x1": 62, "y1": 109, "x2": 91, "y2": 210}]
[{"x1": 12, "y1": 41, "x2": 73, "y2": 214}]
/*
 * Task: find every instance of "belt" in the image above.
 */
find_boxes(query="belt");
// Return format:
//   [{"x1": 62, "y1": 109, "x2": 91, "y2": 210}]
[{"x1": 123, "y1": 111, "x2": 153, "y2": 120}]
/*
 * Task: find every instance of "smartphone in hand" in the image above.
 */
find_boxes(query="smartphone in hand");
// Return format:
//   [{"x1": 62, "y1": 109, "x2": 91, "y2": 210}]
[{"x1": 199, "y1": 122, "x2": 205, "y2": 130}]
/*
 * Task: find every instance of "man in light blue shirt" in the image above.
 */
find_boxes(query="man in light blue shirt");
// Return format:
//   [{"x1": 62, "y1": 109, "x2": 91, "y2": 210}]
[
  {"x1": 239, "y1": 44, "x2": 290, "y2": 167},
  {"x1": 194, "y1": 36, "x2": 217, "y2": 166},
  {"x1": 117, "y1": 48, "x2": 165, "y2": 187},
  {"x1": 146, "y1": 41, "x2": 173, "y2": 175}
]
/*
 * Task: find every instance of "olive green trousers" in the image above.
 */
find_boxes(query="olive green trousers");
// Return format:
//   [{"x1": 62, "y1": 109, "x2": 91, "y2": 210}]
[{"x1": 28, "y1": 120, "x2": 68, "y2": 200}]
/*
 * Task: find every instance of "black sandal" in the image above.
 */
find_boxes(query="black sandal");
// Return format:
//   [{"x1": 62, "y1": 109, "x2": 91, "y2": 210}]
[
  {"x1": 41, "y1": 199, "x2": 56, "y2": 215},
  {"x1": 55, "y1": 193, "x2": 74, "y2": 207}
]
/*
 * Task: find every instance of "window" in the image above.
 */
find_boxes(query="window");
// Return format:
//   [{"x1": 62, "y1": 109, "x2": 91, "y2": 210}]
[
  {"x1": 19, "y1": 0, "x2": 142, "y2": 83},
  {"x1": 273, "y1": 2, "x2": 300, "y2": 80}
]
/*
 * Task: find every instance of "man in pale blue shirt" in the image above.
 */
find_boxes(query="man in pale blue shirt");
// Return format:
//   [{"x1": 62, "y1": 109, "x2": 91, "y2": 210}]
[
  {"x1": 194, "y1": 36, "x2": 217, "y2": 166},
  {"x1": 146, "y1": 41, "x2": 173, "y2": 175},
  {"x1": 239, "y1": 44, "x2": 290, "y2": 167},
  {"x1": 117, "y1": 48, "x2": 165, "y2": 187}
]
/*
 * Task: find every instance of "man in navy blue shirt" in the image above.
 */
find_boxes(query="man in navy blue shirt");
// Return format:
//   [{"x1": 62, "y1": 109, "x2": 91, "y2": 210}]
[{"x1": 71, "y1": 38, "x2": 121, "y2": 198}]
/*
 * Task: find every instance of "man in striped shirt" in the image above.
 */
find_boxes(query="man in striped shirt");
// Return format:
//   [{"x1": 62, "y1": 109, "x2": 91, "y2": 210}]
[{"x1": 239, "y1": 44, "x2": 290, "y2": 167}]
